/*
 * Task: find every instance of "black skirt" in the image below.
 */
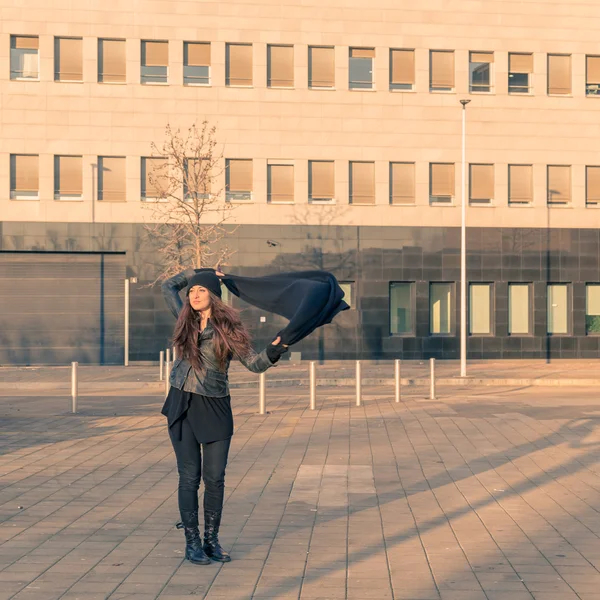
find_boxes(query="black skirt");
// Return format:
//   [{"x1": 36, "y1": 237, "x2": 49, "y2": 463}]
[{"x1": 162, "y1": 386, "x2": 233, "y2": 443}]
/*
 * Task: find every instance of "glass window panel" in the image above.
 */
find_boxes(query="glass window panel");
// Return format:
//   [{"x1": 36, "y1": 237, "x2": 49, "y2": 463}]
[
  {"x1": 469, "y1": 284, "x2": 491, "y2": 334},
  {"x1": 547, "y1": 284, "x2": 568, "y2": 334},
  {"x1": 469, "y1": 53, "x2": 492, "y2": 93},
  {"x1": 226, "y1": 43, "x2": 253, "y2": 86},
  {"x1": 268, "y1": 164, "x2": 294, "y2": 203},
  {"x1": 390, "y1": 283, "x2": 413, "y2": 334},
  {"x1": 340, "y1": 282, "x2": 354, "y2": 309},
  {"x1": 141, "y1": 65, "x2": 168, "y2": 83},
  {"x1": 509, "y1": 284, "x2": 530, "y2": 335},
  {"x1": 226, "y1": 159, "x2": 253, "y2": 201},
  {"x1": 390, "y1": 49, "x2": 414, "y2": 90},
  {"x1": 221, "y1": 284, "x2": 231, "y2": 305},
  {"x1": 586, "y1": 55, "x2": 600, "y2": 95},
  {"x1": 10, "y1": 37, "x2": 39, "y2": 79},
  {"x1": 349, "y1": 56, "x2": 373, "y2": 89},
  {"x1": 98, "y1": 39, "x2": 126, "y2": 83},
  {"x1": 586, "y1": 285, "x2": 600, "y2": 334},
  {"x1": 430, "y1": 50, "x2": 455, "y2": 90},
  {"x1": 430, "y1": 283, "x2": 452, "y2": 334},
  {"x1": 509, "y1": 72, "x2": 530, "y2": 94},
  {"x1": 184, "y1": 65, "x2": 209, "y2": 85},
  {"x1": 309, "y1": 46, "x2": 334, "y2": 88},
  {"x1": 98, "y1": 156, "x2": 126, "y2": 201}
]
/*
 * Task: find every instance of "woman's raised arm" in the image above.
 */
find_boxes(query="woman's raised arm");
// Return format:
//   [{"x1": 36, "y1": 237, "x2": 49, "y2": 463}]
[{"x1": 161, "y1": 269, "x2": 195, "y2": 319}]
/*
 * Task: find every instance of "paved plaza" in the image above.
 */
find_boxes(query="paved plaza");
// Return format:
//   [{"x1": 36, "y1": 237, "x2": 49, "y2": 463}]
[{"x1": 1, "y1": 374, "x2": 600, "y2": 599}]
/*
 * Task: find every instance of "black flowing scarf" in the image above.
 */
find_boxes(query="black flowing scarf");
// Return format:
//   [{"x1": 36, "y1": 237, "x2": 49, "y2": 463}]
[{"x1": 220, "y1": 270, "x2": 350, "y2": 346}]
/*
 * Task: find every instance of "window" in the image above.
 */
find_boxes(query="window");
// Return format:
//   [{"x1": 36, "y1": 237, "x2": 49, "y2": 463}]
[
  {"x1": 226, "y1": 159, "x2": 253, "y2": 201},
  {"x1": 349, "y1": 162, "x2": 375, "y2": 204},
  {"x1": 349, "y1": 48, "x2": 374, "y2": 89},
  {"x1": 309, "y1": 46, "x2": 334, "y2": 88},
  {"x1": 141, "y1": 157, "x2": 168, "y2": 200},
  {"x1": 470, "y1": 164, "x2": 494, "y2": 204},
  {"x1": 54, "y1": 37, "x2": 83, "y2": 82},
  {"x1": 389, "y1": 49, "x2": 414, "y2": 91},
  {"x1": 141, "y1": 40, "x2": 168, "y2": 84},
  {"x1": 98, "y1": 157, "x2": 126, "y2": 201},
  {"x1": 226, "y1": 43, "x2": 252, "y2": 86},
  {"x1": 184, "y1": 42, "x2": 210, "y2": 86},
  {"x1": 267, "y1": 164, "x2": 294, "y2": 203},
  {"x1": 10, "y1": 36, "x2": 39, "y2": 80},
  {"x1": 340, "y1": 282, "x2": 354, "y2": 309},
  {"x1": 509, "y1": 53, "x2": 533, "y2": 94},
  {"x1": 54, "y1": 156, "x2": 82, "y2": 200},
  {"x1": 390, "y1": 283, "x2": 414, "y2": 334},
  {"x1": 98, "y1": 39, "x2": 126, "y2": 83},
  {"x1": 430, "y1": 283, "x2": 453, "y2": 335},
  {"x1": 429, "y1": 163, "x2": 454, "y2": 204},
  {"x1": 221, "y1": 284, "x2": 232, "y2": 306},
  {"x1": 430, "y1": 50, "x2": 454, "y2": 92},
  {"x1": 586, "y1": 285, "x2": 600, "y2": 335},
  {"x1": 508, "y1": 284, "x2": 531, "y2": 335},
  {"x1": 547, "y1": 54, "x2": 571, "y2": 95},
  {"x1": 509, "y1": 164, "x2": 533, "y2": 205},
  {"x1": 390, "y1": 162, "x2": 415, "y2": 204},
  {"x1": 547, "y1": 165, "x2": 571, "y2": 205},
  {"x1": 184, "y1": 159, "x2": 211, "y2": 201},
  {"x1": 547, "y1": 284, "x2": 569, "y2": 335},
  {"x1": 469, "y1": 52, "x2": 493, "y2": 93},
  {"x1": 309, "y1": 161, "x2": 334, "y2": 203},
  {"x1": 586, "y1": 166, "x2": 600, "y2": 206},
  {"x1": 586, "y1": 56, "x2": 600, "y2": 96},
  {"x1": 469, "y1": 283, "x2": 492, "y2": 335},
  {"x1": 10, "y1": 155, "x2": 39, "y2": 200},
  {"x1": 267, "y1": 45, "x2": 294, "y2": 88}
]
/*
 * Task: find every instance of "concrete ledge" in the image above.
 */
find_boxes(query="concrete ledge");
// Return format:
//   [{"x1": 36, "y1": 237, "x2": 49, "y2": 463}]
[{"x1": 3, "y1": 376, "x2": 600, "y2": 394}]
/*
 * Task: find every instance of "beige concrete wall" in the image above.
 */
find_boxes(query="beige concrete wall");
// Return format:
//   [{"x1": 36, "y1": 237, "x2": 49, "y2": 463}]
[{"x1": 1, "y1": 0, "x2": 600, "y2": 229}]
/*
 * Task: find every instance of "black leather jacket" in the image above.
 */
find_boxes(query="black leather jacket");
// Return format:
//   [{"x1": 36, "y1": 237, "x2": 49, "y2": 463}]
[{"x1": 161, "y1": 269, "x2": 275, "y2": 398}]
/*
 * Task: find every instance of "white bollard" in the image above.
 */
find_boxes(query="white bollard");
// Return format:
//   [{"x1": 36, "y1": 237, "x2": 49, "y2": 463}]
[
  {"x1": 395, "y1": 359, "x2": 401, "y2": 403},
  {"x1": 356, "y1": 360, "x2": 362, "y2": 407},
  {"x1": 165, "y1": 355, "x2": 171, "y2": 398},
  {"x1": 310, "y1": 361, "x2": 316, "y2": 410},
  {"x1": 172, "y1": 346, "x2": 177, "y2": 361},
  {"x1": 164, "y1": 348, "x2": 171, "y2": 396},
  {"x1": 124, "y1": 279, "x2": 130, "y2": 367},
  {"x1": 430, "y1": 358, "x2": 436, "y2": 400},
  {"x1": 259, "y1": 372, "x2": 266, "y2": 415},
  {"x1": 159, "y1": 350, "x2": 164, "y2": 381},
  {"x1": 71, "y1": 361, "x2": 78, "y2": 414}
]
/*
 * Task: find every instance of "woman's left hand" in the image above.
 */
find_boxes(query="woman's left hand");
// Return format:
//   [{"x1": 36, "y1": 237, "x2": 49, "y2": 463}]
[{"x1": 272, "y1": 336, "x2": 288, "y2": 348}]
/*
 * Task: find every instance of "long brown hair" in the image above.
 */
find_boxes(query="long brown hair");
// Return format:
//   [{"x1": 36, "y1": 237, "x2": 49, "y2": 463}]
[{"x1": 172, "y1": 292, "x2": 252, "y2": 372}]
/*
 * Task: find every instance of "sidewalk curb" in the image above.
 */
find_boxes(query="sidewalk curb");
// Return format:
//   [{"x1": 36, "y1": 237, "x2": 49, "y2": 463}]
[{"x1": 3, "y1": 376, "x2": 600, "y2": 393}]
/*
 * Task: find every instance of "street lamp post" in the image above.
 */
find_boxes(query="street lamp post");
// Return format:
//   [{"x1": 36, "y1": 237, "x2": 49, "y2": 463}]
[{"x1": 460, "y1": 99, "x2": 471, "y2": 378}]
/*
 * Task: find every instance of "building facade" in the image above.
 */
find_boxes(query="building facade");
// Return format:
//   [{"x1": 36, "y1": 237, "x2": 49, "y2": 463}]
[{"x1": 1, "y1": 0, "x2": 599, "y2": 364}]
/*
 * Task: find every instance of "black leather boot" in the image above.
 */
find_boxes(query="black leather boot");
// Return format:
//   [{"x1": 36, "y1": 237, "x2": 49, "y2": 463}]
[
  {"x1": 203, "y1": 510, "x2": 231, "y2": 562},
  {"x1": 181, "y1": 511, "x2": 211, "y2": 565}
]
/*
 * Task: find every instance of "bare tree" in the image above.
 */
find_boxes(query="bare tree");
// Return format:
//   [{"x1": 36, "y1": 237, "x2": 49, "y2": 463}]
[{"x1": 142, "y1": 122, "x2": 237, "y2": 284}]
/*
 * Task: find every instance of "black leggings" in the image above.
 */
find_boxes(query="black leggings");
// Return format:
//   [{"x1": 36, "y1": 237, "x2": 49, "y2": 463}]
[{"x1": 169, "y1": 416, "x2": 231, "y2": 517}]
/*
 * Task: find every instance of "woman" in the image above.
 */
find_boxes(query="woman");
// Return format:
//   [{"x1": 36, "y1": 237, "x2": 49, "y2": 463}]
[{"x1": 161, "y1": 268, "x2": 288, "y2": 565}]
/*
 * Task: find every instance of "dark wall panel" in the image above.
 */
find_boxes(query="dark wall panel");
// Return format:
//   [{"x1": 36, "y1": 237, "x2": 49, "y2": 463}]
[{"x1": 0, "y1": 251, "x2": 125, "y2": 365}]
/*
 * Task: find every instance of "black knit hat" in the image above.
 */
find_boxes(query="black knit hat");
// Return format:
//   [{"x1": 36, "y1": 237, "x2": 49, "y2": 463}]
[{"x1": 185, "y1": 270, "x2": 222, "y2": 298}]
